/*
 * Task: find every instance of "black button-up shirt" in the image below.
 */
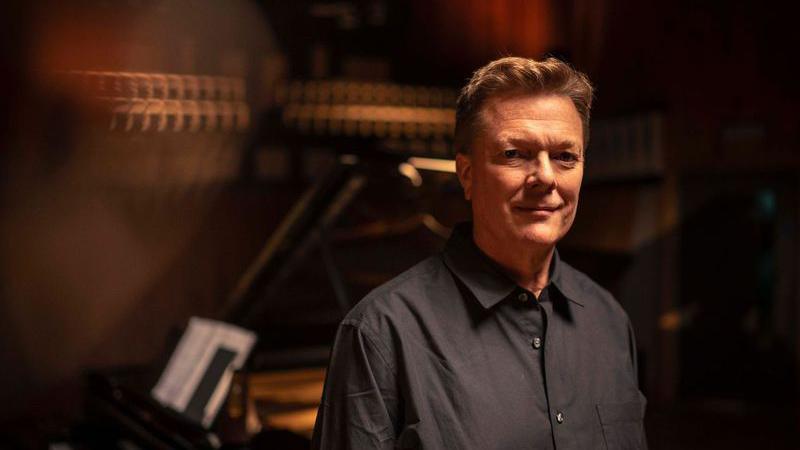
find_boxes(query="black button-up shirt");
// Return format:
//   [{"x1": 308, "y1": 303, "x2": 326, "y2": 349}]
[{"x1": 312, "y1": 223, "x2": 647, "y2": 450}]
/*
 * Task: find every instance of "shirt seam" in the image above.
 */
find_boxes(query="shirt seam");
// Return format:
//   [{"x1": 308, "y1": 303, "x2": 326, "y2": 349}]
[{"x1": 341, "y1": 319, "x2": 397, "y2": 373}]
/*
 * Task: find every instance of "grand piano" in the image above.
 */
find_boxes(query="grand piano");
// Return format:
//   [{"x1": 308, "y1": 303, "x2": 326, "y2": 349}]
[
  {"x1": 18, "y1": 1, "x2": 471, "y2": 446},
  {"x1": 80, "y1": 77, "x2": 466, "y2": 448}
]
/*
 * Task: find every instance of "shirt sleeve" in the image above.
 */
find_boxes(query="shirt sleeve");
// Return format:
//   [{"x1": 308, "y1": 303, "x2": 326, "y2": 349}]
[{"x1": 311, "y1": 320, "x2": 399, "y2": 450}]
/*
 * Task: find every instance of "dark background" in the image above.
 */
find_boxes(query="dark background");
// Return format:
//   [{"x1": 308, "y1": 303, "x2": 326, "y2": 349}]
[{"x1": 1, "y1": 0, "x2": 798, "y2": 448}]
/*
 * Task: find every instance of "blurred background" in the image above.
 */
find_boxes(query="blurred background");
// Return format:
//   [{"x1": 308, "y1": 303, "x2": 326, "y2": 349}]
[{"x1": 1, "y1": 0, "x2": 798, "y2": 448}]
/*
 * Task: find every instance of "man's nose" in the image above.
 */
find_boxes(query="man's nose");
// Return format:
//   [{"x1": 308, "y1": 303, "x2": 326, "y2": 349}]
[{"x1": 524, "y1": 151, "x2": 556, "y2": 189}]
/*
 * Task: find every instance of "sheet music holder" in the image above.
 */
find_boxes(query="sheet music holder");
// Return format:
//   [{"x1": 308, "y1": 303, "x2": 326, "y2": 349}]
[{"x1": 152, "y1": 317, "x2": 256, "y2": 428}]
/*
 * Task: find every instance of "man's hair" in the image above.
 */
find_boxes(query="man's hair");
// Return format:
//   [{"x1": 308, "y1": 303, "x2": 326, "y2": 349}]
[{"x1": 454, "y1": 56, "x2": 594, "y2": 154}]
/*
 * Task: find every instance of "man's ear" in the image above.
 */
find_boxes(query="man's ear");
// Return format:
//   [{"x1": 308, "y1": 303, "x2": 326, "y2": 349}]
[{"x1": 455, "y1": 152, "x2": 473, "y2": 201}]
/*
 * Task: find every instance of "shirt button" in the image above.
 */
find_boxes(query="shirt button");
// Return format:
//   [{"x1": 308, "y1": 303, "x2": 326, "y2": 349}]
[
  {"x1": 555, "y1": 411, "x2": 565, "y2": 424},
  {"x1": 517, "y1": 292, "x2": 529, "y2": 303},
  {"x1": 532, "y1": 336, "x2": 542, "y2": 349}
]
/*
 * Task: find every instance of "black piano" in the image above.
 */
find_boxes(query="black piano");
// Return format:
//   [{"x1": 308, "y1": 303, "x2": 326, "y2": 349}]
[{"x1": 78, "y1": 78, "x2": 467, "y2": 449}]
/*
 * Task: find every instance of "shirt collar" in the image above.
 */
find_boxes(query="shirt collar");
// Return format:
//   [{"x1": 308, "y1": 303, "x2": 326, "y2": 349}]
[
  {"x1": 549, "y1": 255, "x2": 586, "y2": 307},
  {"x1": 442, "y1": 222, "x2": 585, "y2": 309}
]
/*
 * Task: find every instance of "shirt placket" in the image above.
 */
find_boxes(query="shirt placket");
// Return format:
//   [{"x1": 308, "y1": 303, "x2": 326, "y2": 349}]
[
  {"x1": 539, "y1": 291, "x2": 573, "y2": 450},
  {"x1": 515, "y1": 288, "x2": 555, "y2": 450}
]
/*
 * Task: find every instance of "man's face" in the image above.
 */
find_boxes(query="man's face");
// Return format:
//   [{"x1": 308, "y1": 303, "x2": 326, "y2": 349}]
[{"x1": 456, "y1": 94, "x2": 584, "y2": 252}]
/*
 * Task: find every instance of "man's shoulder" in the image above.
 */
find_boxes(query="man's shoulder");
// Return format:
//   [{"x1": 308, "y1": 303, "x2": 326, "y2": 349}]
[
  {"x1": 558, "y1": 258, "x2": 631, "y2": 324},
  {"x1": 341, "y1": 254, "x2": 451, "y2": 330}
]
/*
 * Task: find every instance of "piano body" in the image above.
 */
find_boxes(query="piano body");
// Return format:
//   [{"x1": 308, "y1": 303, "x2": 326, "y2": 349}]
[
  {"x1": 82, "y1": 78, "x2": 466, "y2": 447},
  {"x1": 7, "y1": 1, "x2": 472, "y2": 447}
]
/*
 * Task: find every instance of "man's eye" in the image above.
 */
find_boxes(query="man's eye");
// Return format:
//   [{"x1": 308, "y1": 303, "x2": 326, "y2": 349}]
[
  {"x1": 554, "y1": 152, "x2": 579, "y2": 162},
  {"x1": 503, "y1": 149, "x2": 520, "y2": 158}
]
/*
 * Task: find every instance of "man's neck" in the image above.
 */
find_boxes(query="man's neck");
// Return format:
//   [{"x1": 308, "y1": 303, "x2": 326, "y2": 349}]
[{"x1": 472, "y1": 227, "x2": 555, "y2": 297}]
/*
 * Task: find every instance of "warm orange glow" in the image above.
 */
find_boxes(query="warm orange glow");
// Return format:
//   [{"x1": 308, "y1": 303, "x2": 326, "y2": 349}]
[
  {"x1": 237, "y1": 367, "x2": 327, "y2": 438},
  {"x1": 408, "y1": 157, "x2": 456, "y2": 173},
  {"x1": 418, "y1": 0, "x2": 559, "y2": 64},
  {"x1": 265, "y1": 408, "x2": 320, "y2": 436},
  {"x1": 30, "y1": 5, "x2": 134, "y2": 75}
]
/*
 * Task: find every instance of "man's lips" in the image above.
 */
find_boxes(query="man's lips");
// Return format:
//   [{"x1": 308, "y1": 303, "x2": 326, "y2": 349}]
[{"x1": 512, "y1": 204, "x2": 561, "y2": 212}]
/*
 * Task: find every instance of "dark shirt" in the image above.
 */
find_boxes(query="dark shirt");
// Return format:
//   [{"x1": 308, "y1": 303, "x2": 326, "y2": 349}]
[{"x1": 312, "y1": 223, "x2": 647, "y2": 450}]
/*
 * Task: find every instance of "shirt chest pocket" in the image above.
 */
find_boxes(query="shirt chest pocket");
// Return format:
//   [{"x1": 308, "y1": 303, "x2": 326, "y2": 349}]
[{"x1": 595, "y1": 397, "x2": 647, "y2": 450}]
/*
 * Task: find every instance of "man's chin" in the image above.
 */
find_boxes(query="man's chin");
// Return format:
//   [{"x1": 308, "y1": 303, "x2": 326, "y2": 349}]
[{"x1": 514, "y1": 226, "x2": 560, "y2": 247}]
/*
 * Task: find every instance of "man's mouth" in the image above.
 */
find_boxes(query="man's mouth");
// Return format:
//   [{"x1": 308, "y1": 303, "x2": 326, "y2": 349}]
[{"x1": 512, "y1": 204, "x2": 561, "y2": 212}]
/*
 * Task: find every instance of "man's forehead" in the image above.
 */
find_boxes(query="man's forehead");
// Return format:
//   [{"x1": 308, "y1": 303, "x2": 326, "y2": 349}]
[
  {"x1": 481, "y1": 93, "x2": 578, "y2": 120},
  {"x1": 477, "y1": 94, "x2": 584, "y2": 145}
]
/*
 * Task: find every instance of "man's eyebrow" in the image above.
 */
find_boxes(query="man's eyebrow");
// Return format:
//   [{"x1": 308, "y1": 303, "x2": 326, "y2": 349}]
[{"x1": 506, "y1": 136, "x2": 579, "y2": 150}]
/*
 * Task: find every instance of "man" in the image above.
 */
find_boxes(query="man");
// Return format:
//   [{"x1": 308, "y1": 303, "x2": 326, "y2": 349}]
[{"x1": 312, "y1": 57, "x2": 647, "y2": 449}]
